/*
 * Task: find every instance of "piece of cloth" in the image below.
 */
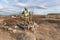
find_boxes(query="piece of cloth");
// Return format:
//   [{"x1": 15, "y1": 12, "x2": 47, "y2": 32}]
[{"x1": 23, "y1": 10, "x2": 30, "y2": 17}]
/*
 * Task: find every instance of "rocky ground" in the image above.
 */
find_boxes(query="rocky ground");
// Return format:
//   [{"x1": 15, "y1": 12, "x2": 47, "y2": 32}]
[{"x1": 0, "y1": 15, "x2": 60, "y2": 40}]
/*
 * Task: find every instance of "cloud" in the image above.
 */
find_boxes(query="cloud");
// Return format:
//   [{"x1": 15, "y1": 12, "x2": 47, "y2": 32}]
[
  {"x1": 32, "y1": 5, "x2": 60, "y2": 15},
  {"x1": 24, "y1": 0, "x2": 45, "y2": 2},
  {"x1": 3, "y1": 0, "x2": 8, "y2": 3},
  {"x1": 47, "y1": 6, "x2": 60, "y2": 13},
  {"x1": 0, "y1": 4, "x2": 3, "y2": 9},
  {"x1": 0, "y1": 8, "x2": 21, "y2": 12},
  {"x1": 0, "y1": 0, "x2": 60, "y2": 15},
  {"x1": 0, "y1": 8, "x2": 22, "y2": 15},
  {"x1": 16, "y1": 3, "x2": 27, "y2": 7},
  {"x1": 16, "y1": 2, "x2": 47, "y2": 9}
]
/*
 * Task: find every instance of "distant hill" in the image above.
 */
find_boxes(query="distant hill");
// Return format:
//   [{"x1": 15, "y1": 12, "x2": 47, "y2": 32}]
[{"x1": 48, "y1": 13, "x2": 60, "y2": 15}]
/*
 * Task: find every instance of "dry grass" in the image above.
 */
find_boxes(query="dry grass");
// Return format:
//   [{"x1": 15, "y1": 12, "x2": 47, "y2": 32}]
[{"x1": 0, "y1": 15, "x2": 60, "y2": 40}]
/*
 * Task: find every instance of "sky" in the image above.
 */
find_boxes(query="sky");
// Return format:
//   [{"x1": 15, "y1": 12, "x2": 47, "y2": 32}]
[{"x1": 0, "y1": 0, "x2": 60, "y2": 15}]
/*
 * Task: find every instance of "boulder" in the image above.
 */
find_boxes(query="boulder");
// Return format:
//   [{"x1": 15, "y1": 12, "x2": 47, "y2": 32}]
[{"x1": 17, "y1": 32, "x2": 36, "y2": 40}]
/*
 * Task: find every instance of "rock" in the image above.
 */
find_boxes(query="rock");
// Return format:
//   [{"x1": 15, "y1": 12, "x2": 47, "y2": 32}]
[{"x1": 17, "y1": 32, "x2": 36, "y2": 40}]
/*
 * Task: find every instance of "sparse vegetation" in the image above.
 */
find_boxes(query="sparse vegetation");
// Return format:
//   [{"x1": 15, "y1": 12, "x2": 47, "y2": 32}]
[{"x1": 0, "y1": 14, "x2": 60, "y2": 40}]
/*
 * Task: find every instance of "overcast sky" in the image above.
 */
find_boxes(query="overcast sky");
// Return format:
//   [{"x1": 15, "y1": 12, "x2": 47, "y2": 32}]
[{"x1": 0, "y1": 0, "x2": 60, "y2": 15}]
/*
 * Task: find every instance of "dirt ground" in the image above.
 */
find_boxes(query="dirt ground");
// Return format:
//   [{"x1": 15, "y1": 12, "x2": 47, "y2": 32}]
[{"x1": 0, "y1": 15, "x2": 60, "y2": 40}]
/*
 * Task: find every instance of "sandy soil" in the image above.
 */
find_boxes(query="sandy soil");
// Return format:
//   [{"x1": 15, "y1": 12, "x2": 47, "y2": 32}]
[{"x1": 0, "y1": 15, "x2": 60, "y2": 40}]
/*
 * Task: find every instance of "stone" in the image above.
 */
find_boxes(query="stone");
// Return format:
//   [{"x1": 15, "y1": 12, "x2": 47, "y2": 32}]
[{"x1": 17, "y1": 32, "x2": 36, "y2": 40}]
